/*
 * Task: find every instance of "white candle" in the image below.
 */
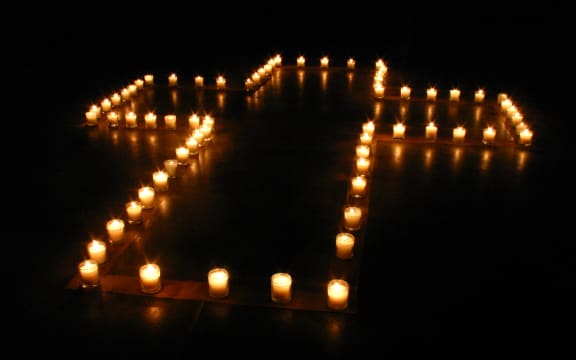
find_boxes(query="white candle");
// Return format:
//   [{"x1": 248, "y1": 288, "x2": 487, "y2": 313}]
[
  {"x1": 164, "y1": 114, "x2": 177, "y2": 129},
  {"x1": 87, "y1": 239, "x2": 107, "y2": 264},
  {"x1": 138, "y1": 186, "x2": 155, "y2": 209},
  {"x1": 111, "y1": 93, "x2": 122, "y2": 106},
  {"x1": 449, "y1": 88, "x2": 461, "y2": 102},
  {"x1": 144, "y1": 112, "x2": 157, "y2": 129},
  {"x1": 164, "y1": 159, "x2": 178, "y2": 178},
  {"x1": 359, "y1": 131, "x2": 373, "y2": 145},
  {"x1": 125, "y1": 111, "x2": 137, "y2": 128},
  {"x1": 106, "y1": 218, "x2": 125, "y2": 243},
  {"x1": 393, "y1": 123, "x2": 406, "y2": 139},
  {"x1": 425, "y1": 122, "x2": 438, "y2": 141},
  {"x1": 320, "y1": 56, "x2": 329, "y2": 68},
  {"x1": 194, "y1": 75, "x2": 204, "y2": 87},
  {"x1": 106, "y1": 111, "x2": 119, "y2": 127},
  {"x1": 335, "y1": 232, "x2": 355, "y2": 260},
  {"x1": 144, "y1": 74, "x2": 154, "y2": 85},
  {"x1": 216, "y1": 75, "x2": 226, "y2": 90},
  {"x1": 350, "y1": 176, "x2": 367, "y2": 198},
  {"x1": 374, "y1": 83, "x2": 385, "y2": 99},
  {"x1": 208, "y1": 267, "x2": 229, "y2": 298},
  {"x1": 139, "y1": 263, "x2": 161, "y2": 294},
  {"x1": 400, "y1": 85, "x2": 411, "y2": 100},
  {"x1": 355, "y1": 145, "x2": 370, "y2": 159},
  {"x1": 153, "y1": 170, "x2": 169, "y2": 192},
  {"x1": 126, "y1": 201, "x2": 143, "y2": 224},
  {"x1": 347, "y1": 58, "x2": 356, "y2": 70},
  {"x1": 296, "y1": 55, "x2": 306, "y2": 67},
  {"x1": 85, "y1": 111, "x2": 98, "y2": 126},
  {"x1": 453, "y1": 126, "x2": 466, "y2": 143},
  {"x1": 356, "y1": 157, "x2": 370, "y2": 176},
  {"x1": 482, "y1": 126, "x2": 496, "y2": 144},
  {"x1": 327, "y1": 279, "x2": 349, "y2": 310},
  {"x1": 168, "y1": 73, "x2": 178, "y2": 86},
  {"x1": 270, "y1": 272, "x2": 292, "y2": 303},
  {"x1": 100, "y1": 98, "x2": 112, "y2": 112},
  {"x1": 176, "y1": 146, "x2": 190, "y2": 164},
  {"x1": 519, "y1": 128, "x2": 533, "y2": 146},
  {"x1": 343, "y1": 206, "x2": 362, "y2": 231},
  {"x1": 426, "y1": 87, "x2": 437, "y2": 101},
  {"x1": 78, "y1": 259, "x2": 100, "y2": 288},
  {"x1": 475, "y1": 89, "x2": 485, "y2": 103}
]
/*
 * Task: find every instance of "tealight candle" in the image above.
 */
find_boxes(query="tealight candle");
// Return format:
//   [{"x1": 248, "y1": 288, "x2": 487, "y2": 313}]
[
  {"x1": 78, "y1": 259, "x2": 100, "y2": 288},
  {"x1": 426, "y1": 87, "x2": 437, "y2": 101},
  {"x1": 164, "y1": 114, "x2": 177, "y2": 129},
  {"x1": 327, "y1": 279, "x2": 349, "y2": 310},
  {"x1": 216, "y1": 75, "x2": 226, "y2": 90},
  {"x1": 475, "y1": 89, "x2": 485, "y2": 103},
  {"x1": 350, "y1": 176, "x2": 367, "y2": 198},
  {"x1": 270, "y1": 272, "x2": 292, "y2": 303},
  {"x1": 335, "y1": 232, "x2": 355, "y2": 259},
  {"x1": 138, "y1": 186, "x2": 155, "y2": 209},
  {"x1": 208, "y1": 267, "x2": 230, "y2": 298},
  {"x1": 482, "y1": 126, "x2": 496, "y2": 144},
  {"x1": 126, "y1": 201, "x2": 143, "y2": 224},
  {"x1": 425, "y1": 122, "x2": 438, "y2": 141},
  {"x1": 453, "y1": 126, "x2": 466, "y2": 143},
  {"x1": 343, "y1": 206, "x2": 362, "y2": 231},
  {"x1": 144, "y1": 74, "x2": 154, "y2": 85},
  {"x1": 176, "y1": 146, "x2": 190, "y2": 164},
  {"x1": 163, "y1": 159, "x2": 178, "y2": 178},
  {"x1": 106, "y1": 111, "x2": 119, "y2": 127},
  {"x1": 400, "y1": 85, "x2": 411, "y2": 100},
  {"x1": 87, "y1": 239, "x2": 107, "y2": 264},
  {"x1": 194, "y1": 75, "x2": 204, "y2": 87},
  {"x1": 347, "y1": 58, "x2": 356, "y2": 70},
  {"x1": 106, "y1": 218, "x2": 125, "y2": 243},
  {"x1": 393, "y1": 123, "x2": 406, "y2": 139},
  {"x1": 320, "y1": 56, "x2": 329, "y2": 68},
  {"x1": 144, "y1": 112, "x2": 157, "y2": 129},
  {"x1": 153, "y1": 170, "x2": 169, "y2": 192},
  {"x1": 356, "y1": 157, "x2": 370, "y2": 176},
  {"x1": 355, "y1": 145, "x2": 370, "y2": 159},
  {"x1": 139, "y1": 263, "x2": 161, "y2": 294},
  {"x1": 297, "y1": 55, "x2": 306, "y2": 67},
  {"x1": 125, "y1": 111, "x2": 137, "y2": 128},
  {"x1": 168, "y1": 73, "x2": 178, "y2": 86},
  {"x1": 449, "y1": 88, "x2": 461, "y2": 102},
  {"x1": 519, "y1": 128, "x2": 533, "y2": 146}
]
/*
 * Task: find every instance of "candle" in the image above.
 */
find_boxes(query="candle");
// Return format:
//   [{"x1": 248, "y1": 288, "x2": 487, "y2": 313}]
[
  {"x1": 144, "y1": 112, "x2": 157, "y2": 129},
  {"x1": 121, "y1": 88, "x2": 131, "y2": 100},
  {"x1": 270, "y1": 272, "x2": 292, "y2": 303},
  {"x1": 362, "y1": 121, "x2": 375, "y2": 137},
  {"x1": 426, "y1": 87, "x2": 437, "y2": 101},
  {"x1": 128, "y1": 84, "x2": 138, "y2": 95},
  {"x1": 168, "y1": 73, "x2": 178, "y2": 86},
  {"x1": 106, "y1": 218, "x2": 125, "y2": 243},
  {"x1": 85, "y1": 111, "x2": 98, "y2": 126},
  {"x1": 425, "y1": 122, "x2": 438, "y2": 141},
  {"x1": 320, "y1": 56, "x2": 329, "y2": 68},
  {"x1": 78, "y1": 259, "x2": 100, "y2": 288},
  {"x1": 327, "y1": 279, "x2": 349, "y2": 310},
  {"x1": 164, "y1": 114, "x2": 177, "y2": 129},
  {"x1": 194, "y1": 75, "x2": 204, "y2": 87},
  {"x1": 359, "y1": 131, "x2": 373, "y2": 145},
  {"x1": 188, "y1": 113, "x2": 201, "y2": 129},
  {"x1": 393, "y1": 123, "x2": 406, "y2": 139},
  {"x1": 482, "y1": 126, "x2": 496, "y2": 144},
  {"x1": 350, "y1": 176, "x2": 367, "y2": 198},
  {"x1": 139, "y1": 263, "x2": 161, "y2": 294},
  {"x1": 111, "y1": 93, "x2": 122, "y2": 106},
  {"x1": 185, "y1": 136, "x2": 199, "y2": 155},
  {"x1": 452, "y1": 126, "x2": 466, "y2": 143},
  {"x1": 134, "y1": 78, "x2": 144, "y2": 89},
  {"x1": 153, "y1": 170, "x2": 169, "y2": 192},
  {"x1": 475, "y1": 89, "x2": 485, "y2": 103},
  {"x1": 373, "y1": 83, "x2": 385, "y2": 99},
  {"x1": 216, "y1": 75, "x2": 226, "y2": 90},
  {"x1": 519, "y1": 128, "x2": 533, "y2": 146},
  {"x1": 138, "y1": 186, "x2": 155, "y2": 209},
  {"x1": 125, "y1": 111, "x2": 137, "y2": 128},
  {"x1": 106, "y1": 111, "x2": 119, "y2": 127},
  {"x1": 208, "y1": 267, "x2": 230, "y2": 298},
  {"x1": 87, "y1": 239, "x2": 107, "y2": 264},
  {"x1": 355, "y1": 144, "x2": 370, "y2": 159},
  {"x1": 335, "y1": 232, "x2": 355, "y2": 260},
  {"x1": 356, "y1": 157, "x2": 370, "y2": 176},
  {"x1": 449, "y1": 88, "x2": 461, "y2": 102},
  {"x1": 176, "y1": 146, "x2": 190, "y2": 164},
  {"x1": 400, "y1": 85, "x2": 411, "y2": 100},
  {"x1": 296, "y1": 55, "x2": 306, "y2": 67},
  {"x1": 164, "y1": 159, "x2": 178, "y2": 178},
  {"x1": 144, "y1": 74, "x2": 154, "y2": 85},
  {"x1": 347, "y1": 58, "x2": 356, "y2": 70},
  {"x1": 343, "y1": 206, "x2": 362, "y2": 231},
  {"x1": 126, "y1": 201, "x2": 143, "y2": 224},
  {"x1": 100, "y1": 98, "x2": 112, "y2": 112}
]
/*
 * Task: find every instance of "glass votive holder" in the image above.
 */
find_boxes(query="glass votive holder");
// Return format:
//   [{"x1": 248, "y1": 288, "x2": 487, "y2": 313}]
[
  {"x1": 208, "y1": 267, "x2": 230, "y2": 298},
  {"x1": 153, "y1": 170, "x2": 169, "y2": 192},
  {"x1": 126, "y1": 201, "x2": 143, "y2": 224},
  {"x1": 270, "y1": 272, "x2": 292, "y2": 304},
  {"x1": 163, "y1": 159, "x2": 178, "y2": 178},
  {"x1": 343, "y1": 206, "x2": 362, "y2": 231},
  {"x1": 139, "y1": 263, "x2": 162, "y2": 294},
  {"x1": 335, "y1": 232, "x2": 355, "y2": 260},
  {"x1": 87, "y1": 239, "x2": 107, "y2": 264},
  {"x1": 138, "y1": 186, "x2": 155, "y2": 209},
  {"x1": 327, "y1": 279, "x2": 349, "y2": 310},
  {"x1": 106, "y1": 218, "x2": 125, "y2": 244},
  {"x1": 78, "y1": 259, "x2": 100, "y2": 289}
]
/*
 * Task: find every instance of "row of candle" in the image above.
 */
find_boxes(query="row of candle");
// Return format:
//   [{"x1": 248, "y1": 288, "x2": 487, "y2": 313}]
[
  {"x1": 295, "y1": 55, "x2": 357, "y2": 70},
  {"x1": 245, "y1": 54, "x2": 282, "y2": 91}
]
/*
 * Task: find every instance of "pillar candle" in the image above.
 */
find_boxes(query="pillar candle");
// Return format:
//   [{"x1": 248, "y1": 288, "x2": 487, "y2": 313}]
[
  {"x1": 335, "y1": 232, "x2": 355, "y2": 260},
  {"x1": 153, "y1": 170, "x2": 169, "y2": 192},
  {"x1": 78, "y1": 259, "x2": 100, "y2": 288},
  {"x1": 138, "y1": 186, "x2": 155, "y2": 209},
  {"x1": 126, "y1": 201, "x2": 143, "y2": 224},
  {"x1": 106, "y1": 218, "x2": 125, "y2": 243},
  {"x1": 327, "y1": 279, "x2": 349, "y2": 310},
  {"x1": 87, "y1": 239, "x2": 107, "y2": 264},
  {"x1": 139, "y1": 263, "x2": 161, "y2": 293},
  {"x1": 208, "y1": 268, "x2": 230, "y2": 298},
  {"x1": 270, "y1": 272, "x2": 292, "y2": 303},
  {"x1": 343, "y1": 206, "x2": 362, "y2": 231}
]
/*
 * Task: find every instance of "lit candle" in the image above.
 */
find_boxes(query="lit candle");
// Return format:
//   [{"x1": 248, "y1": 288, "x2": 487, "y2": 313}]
[
  {"x1": 474, "y1": 89, "x2": 485, "y2": 103},
  {"x1": 356, "y1": 157, "x2": 370, "y2": 176},
  {"x1": 359, "y1": 131, "x2": 373, "y2": 145},
  {"x1": 121, "y1": 87, "x2": 131, "y2": 100},
  {"x1": 153, "y1": 170, "x2": 169, "y2": 192},
  {"x1": 208, "y1": 267, "x2": 230, "y2": 298},
  {"x1": 110, "y1": 93, "x2": 122, "y2": 106},
  {"x1": 449, "y1": 88, "x2": 461, "y2": 102},
  {"x1": 134, "y1": 78, "x2": 144, "y2": 89},
  {"x1": 125, "y1": 111, "x2": 137, "y2": 128},
  {"x1": 106, "y1": 111, "x2": 119, "y2": 127},
  {"x1": 362, "y1": 121, "x2": 375, "y2": 137},
  {"x1": 350, "y1": 176, "x2": 367, "y2": 198},
  {"x1": 85, "y1": 111, "x2": 98, "y2": 126},
  {"x1": 106, "y1": 218, "x2": 125, "y2": 243},
  {"x1": 400, "y1": 85, "x2": 411, "y2": 100},
  {"x1": 168, "y1": 73, "x2": 178, "y2": 86},
  {"x1": 188, "y1": 113, "x2": 201, "y2": 129},
  {"x1": 176, "y1": 146, "x2": 190, "y2": 164},
  {"x1": 355, "y1": 144, "x2": 370, "y2": 159},
  {"x1": 335, "y1": 232, "x2": 355, "y2": 260},
  {"x1": 126, "y1": 201, "x2": 143, "y2": 224},
  {"x1": 327, "y1": 279, "x2": 349, "y2": 310},
  {"x1": 270, "y1": 272, "x2": 292, "y2": 303},
  {"x1": 138, "y1": 186, "x2": 155, "y2": 209},
  {"x1": 482, "y1": 126, "x2": 496, "y2": 144},
  {"x1": 163, "y1": 159, "x2": 178, "y2": 178},
  {"x1": 139, "y1": 263, "x2": 161, "y2": 294},
  {"x1": 296, "y1": 55, "x2": 306, "y2": 67},
  {"x1": 373, "y1": 83, "x2": 385, "y2": 99},
  {"x1": 216, "y1": 75, "x2": 226, "y2": 90},
  {"x1": 128, "y1": 84, "x2": 138, "y2": 95},
  {"x1": 343, "y1": 206, "x2": 362, "y2": 231},
  {"x1": 425, "y1": 122, "x2": 438, "y2": 141},
  {"x1": 426, "y1": 87, "x2": 437, "y2": 101},
  {"x1": 164, "y1": 114, "x2": 177, "y2": 129},
  {"x1": 453, "y1": 126, "x2": 466, "y2": 143},
  {"x1": 78, "y1": 259, "x2": 99, "y2": 288},
  {"x1": 144, "y1": 74, "x2": 154, "y2": 85},
  {"x1": 393, "y1": 123, "x2": 406, "y2": 139},
  {"x1": 347, "y1": 57, "x2": 356, "y2": 70},
  {"x1": 320, "y1": 56, "x2": 329, "y2": 68},
  {"x1": 194, "y1": 75, "x2": 204, "y2": 87},
  {"x1": 519, "y1": 128, "x2": 533, "y2": 146},
  {"x1": 87, "y1": 239, "x2": 107, "y2": 264},
  {"x1": 185, "y1": 136, "x2": 199, "y2": 155},
  {"x1": 100, "y1": 98, "x2": 112, "y2": 112},
  {"x1": 144, "y1": 112, "x2": 157, "y2": 129}
]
